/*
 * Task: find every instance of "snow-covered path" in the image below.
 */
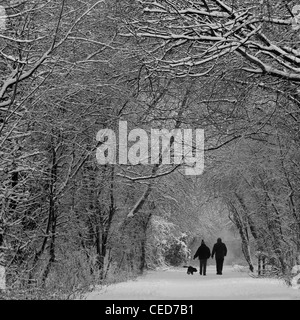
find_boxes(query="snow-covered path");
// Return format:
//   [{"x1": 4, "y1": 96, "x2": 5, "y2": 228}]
[{"x1": 85, "y1": 266, "x2": 300, "y2": 300}]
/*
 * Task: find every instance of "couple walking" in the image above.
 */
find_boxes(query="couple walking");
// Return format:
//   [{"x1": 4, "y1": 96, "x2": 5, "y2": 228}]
[{"x1": 193, "y1": 238, "x2": 227, "y2": 275}]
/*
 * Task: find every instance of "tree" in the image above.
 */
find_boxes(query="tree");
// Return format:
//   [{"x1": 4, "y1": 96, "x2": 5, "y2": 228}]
[
  {"x1": 122, "y1": 1, "x2": 300, "y2": 84},
  {"x1": 0, "y1": 0, "x2": 137, "y2": 294}
]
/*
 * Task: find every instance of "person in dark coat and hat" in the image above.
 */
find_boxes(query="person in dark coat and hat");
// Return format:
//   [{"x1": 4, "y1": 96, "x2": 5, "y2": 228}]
[
  {"x1": 211, "y1": 238, "x2": 227, "y2": 275},
  {"x1": 193, "y1": 240, "x2": 211, "y2": 275}
]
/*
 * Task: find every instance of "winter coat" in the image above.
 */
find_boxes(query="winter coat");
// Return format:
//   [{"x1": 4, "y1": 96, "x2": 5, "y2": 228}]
[
  {"x1": 211, "y1": 240, "x2": 227, "y2": 259},
  {"x1": 194, "y1": 244, "x2": 211, "y2": 260}
]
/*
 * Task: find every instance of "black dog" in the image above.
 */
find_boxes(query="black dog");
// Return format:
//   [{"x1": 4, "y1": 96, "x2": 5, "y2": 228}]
[{"x1": 183, "y1": 265, "x2": 197, "y2": 275}]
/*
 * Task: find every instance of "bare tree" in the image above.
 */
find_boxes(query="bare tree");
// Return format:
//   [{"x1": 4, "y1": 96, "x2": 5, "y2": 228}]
[{"x1": 122, "y1": 0, "x2": 300, "y2": 84}]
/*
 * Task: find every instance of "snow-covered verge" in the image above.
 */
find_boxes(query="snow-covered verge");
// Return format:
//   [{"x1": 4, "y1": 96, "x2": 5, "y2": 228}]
[
  {"x1": 232, "y1": 264, "x2": 250, "y2": 272},
  {"x1": 83, "y1": 265, "x2": 300, "y2": 300},
  {"x1": 291, "y1": 265, "x2": 300, "y2": 290}
]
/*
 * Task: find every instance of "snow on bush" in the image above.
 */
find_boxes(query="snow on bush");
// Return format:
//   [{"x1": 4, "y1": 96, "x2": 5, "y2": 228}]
[
  {"x1": 291, "y1": 265, "x2": 300, "y2": 274},
  {"x1": 146, "y1": 216, "x2": 175, "y2": 269},
  {"x1": 164, "y1": 233, "x2": 190, "y2": 266},
  {"x1": 291, "y1": 265, "x2": 300, "y2": 290},
  {"x1": 291, "y1": 274, "x2": 300, "y2": 290}
]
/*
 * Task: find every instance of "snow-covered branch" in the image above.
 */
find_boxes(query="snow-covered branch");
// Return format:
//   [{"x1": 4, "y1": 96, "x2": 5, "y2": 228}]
[
  {"x1": 123, "y1": 0, "x2": 300, "y2": 82},
  {"x1": 117, "y1": 164, "x2": 181, "y2": 181}
]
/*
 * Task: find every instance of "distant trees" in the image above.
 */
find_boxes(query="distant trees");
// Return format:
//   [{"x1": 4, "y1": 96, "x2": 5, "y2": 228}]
[
  {"x1": 118, "y1": 0, "x2": 300, "y2": 277},
  {"x1": 203, "y1": 86, "x2": 300, "y2": 273}
]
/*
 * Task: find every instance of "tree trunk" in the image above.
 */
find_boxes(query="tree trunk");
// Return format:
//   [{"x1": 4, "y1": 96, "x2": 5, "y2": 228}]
[
  {"x1": 138, "y1": 212, "x2": 152, "y2": 275},
  {"x1": 229, "y1": 202, "x2": 254, "y2": 272},
  {"x1": 41, "y1": 142, "x2": 58, "y2": 285}
]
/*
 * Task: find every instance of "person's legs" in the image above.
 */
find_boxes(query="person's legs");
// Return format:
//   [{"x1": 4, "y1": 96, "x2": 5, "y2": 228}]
[
  {"x1": 216, "y1": 259, "x2": 220, "y2": 274},
  {"x1": 203, "y1": 259, "x2": 207, "y2": 275},
  {"x1": 199, "y1": 259, "x2": 203, "y2": 275},
  {"x1": 216, "y1": 258, "x2": 224, "y2": 274},
  {"x1": 219, "y1": 258, "x2": 224, "y2": 274}
]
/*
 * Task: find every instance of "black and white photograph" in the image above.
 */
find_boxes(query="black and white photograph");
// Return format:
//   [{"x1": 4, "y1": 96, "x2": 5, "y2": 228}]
[{"x1": 1, "y1": 0, "x2": 300, "y2": 303}]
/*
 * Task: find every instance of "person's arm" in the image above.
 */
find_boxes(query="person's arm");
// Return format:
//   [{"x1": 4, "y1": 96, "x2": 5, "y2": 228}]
[
  {"x1": 223, "y1": 244, "x2": 227, "y2": 257},
  {"x1": 194, "y1": 248, "x2": 199, "y2": 259},
  {"x1": 211, "y1": 245, "x2": 215, "y2": 258}
]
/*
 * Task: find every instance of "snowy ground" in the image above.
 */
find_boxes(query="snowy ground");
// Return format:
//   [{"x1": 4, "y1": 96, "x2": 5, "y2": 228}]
[{"x1": 85, "y1": 265, "x2": 300, "y2": 300}]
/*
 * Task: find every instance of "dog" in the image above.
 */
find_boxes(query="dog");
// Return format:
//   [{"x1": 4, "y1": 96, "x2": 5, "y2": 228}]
[{"x1": 183, "y1": 265, "x2": 197, "y2": 275}]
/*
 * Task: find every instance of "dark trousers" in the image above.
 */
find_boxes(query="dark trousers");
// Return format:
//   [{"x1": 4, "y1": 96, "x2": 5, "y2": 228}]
[
  {"x1": 199, "y1": 259, "x2": 207, "y2": 275},
  {"x1": 216, "y1": 258, "x2": 224, "y2": 274}
]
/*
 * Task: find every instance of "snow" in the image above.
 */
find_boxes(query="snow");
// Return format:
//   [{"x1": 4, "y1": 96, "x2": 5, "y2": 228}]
[
  {"x1": 84, "y1": 266, "x2": 300, "y2": 300},
  {"x1": 290, "y1": 265, "x2": 300, "y2": 290},
  {"x1": 0, "y1": 6, "x2": 6, "y2": 31},
  {"x1": 232, "y1": 264, "x2": 249, "y2": 272},
  {"x1": 0, "y1": 266, "x2": 5, "y2": 290},
  {"x1": 291, "y1": 265, "x2": 300, "y2": 274},
  {"x1": 291, "y1": 274, "x2": 300, "y2": 290}
]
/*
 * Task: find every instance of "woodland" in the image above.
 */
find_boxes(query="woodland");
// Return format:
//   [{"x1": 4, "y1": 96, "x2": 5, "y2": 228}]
[{"x1": 0, "y1": 0, "x2": 300, "y2": 298}]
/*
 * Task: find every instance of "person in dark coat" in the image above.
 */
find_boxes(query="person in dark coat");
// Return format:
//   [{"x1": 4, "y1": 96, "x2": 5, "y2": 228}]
[
  {"x1": 193, "y1": 240, "x2": 211, "y2": 275},
  {"x1": 211, "y1": 238, "x2": 227, "y2": 275}
]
